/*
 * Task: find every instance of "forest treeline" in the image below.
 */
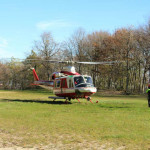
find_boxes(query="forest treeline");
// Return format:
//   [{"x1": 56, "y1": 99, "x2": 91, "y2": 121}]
[{"x1": 0, "y1": 20, "x2": 150, "y2": 94}]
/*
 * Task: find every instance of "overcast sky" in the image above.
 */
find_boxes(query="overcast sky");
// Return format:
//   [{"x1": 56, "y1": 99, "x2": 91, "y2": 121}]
[{"x1": 0, "y1": 0, "x2": 150, "y2": 58}]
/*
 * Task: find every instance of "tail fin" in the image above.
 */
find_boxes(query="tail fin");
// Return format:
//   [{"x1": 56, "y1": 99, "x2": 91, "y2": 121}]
[{"x1": 31, "y1": 68, "x2": 39, "y2": 81}]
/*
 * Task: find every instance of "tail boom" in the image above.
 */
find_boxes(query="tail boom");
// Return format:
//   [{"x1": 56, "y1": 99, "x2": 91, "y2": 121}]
[{"x1": 31, "y1": 68, "x2": 53, "y2": 88}]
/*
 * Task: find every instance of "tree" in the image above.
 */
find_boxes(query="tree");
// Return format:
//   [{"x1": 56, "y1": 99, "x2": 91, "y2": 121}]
[
  {"x1": 135, "y1": 20, "x2": 150, "y2": 92},
  {"x1": 33, "y1": 32, "x2": 60, "y2": 80},
  {"x1": 84, "y1": 31, "x2": 110, "y2": 87},
  {"x1": 112, "y1": 28, "x2": 136, "y2": 93},
  {"x1": 0, "y1": 62, "x2": 10, "y2": 89}
]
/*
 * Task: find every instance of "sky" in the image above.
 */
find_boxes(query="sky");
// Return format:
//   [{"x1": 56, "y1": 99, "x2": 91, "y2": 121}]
[{"x1": 0, "y1": 0, "x2": 150, "y2": 59}]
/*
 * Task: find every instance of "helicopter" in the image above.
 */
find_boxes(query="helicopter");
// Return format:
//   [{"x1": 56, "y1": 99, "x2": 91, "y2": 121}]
[{"x1": 30, "y1": 60, "x2": 119, "y2": 103}]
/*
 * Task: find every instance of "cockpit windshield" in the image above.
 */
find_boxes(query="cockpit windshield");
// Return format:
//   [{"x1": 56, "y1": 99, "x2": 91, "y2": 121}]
[
  {"x1": 74, "y1": 76, "x2": 94, "y2": 87},
  {"x1": 84, "y1": 76, "x2": 93, "y2": 85}
]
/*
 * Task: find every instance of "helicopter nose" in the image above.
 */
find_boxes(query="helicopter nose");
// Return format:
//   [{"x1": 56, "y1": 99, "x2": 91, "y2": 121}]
[
  {"x1": 79, "y1": 87, "x2": 97, "y2": 94},
  {"x1": 88, "y1": 87, "x2": 97, "y2": 93}
]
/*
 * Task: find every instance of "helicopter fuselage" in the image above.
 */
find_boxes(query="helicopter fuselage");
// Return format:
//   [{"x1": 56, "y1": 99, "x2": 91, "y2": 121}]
[
  {"x1": 53, "y1": 75, "x2": 97, "y2": 99},
  {"x1": 32, "y1": 68, "x2": 97, "y2": 101}
]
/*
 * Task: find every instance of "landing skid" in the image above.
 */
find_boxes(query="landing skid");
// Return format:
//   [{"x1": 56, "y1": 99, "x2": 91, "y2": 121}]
[
  {"x1": 48, "y1": 96, "x2": 66, "y2": 100},
  {"x1": 48, "y1": 96, "x2": 95, "y2": 104},
  {"x1": 48, "y1": 96, "x2": 70, "y2": 104}
]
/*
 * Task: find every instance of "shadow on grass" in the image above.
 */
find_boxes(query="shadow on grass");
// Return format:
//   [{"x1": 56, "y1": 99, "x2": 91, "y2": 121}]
[
  {"x1": 94, "y1": 94, "x2": 146, "y2": 99},
  {"x1": 23, "y1": 89, "x2": 53, "y2": 94},
  {"x1": 98, "y1": 104, "x2": 131, "y2": 109},
  {"x1": 0, "y1": 89, "x2": 53, "y2": 94},
  {"x1": 1, "y1": 99, "x2": 72, "y2": 105}
]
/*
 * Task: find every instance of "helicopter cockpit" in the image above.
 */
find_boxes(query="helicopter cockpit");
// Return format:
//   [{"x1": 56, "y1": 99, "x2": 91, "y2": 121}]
[{"x1": 74, "y1": 75, "x2": 94, "y2": 87}]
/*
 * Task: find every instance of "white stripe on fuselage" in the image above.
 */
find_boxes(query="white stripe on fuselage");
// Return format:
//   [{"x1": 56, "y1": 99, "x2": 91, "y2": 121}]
[{"x1": 53, "y1": 87, "x2": 97, "y2": 94}]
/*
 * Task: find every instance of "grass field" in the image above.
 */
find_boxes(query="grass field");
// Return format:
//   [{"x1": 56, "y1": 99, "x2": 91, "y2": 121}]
[{"x1": 0, "y1": 89, "x2": 150, "y2": 150}]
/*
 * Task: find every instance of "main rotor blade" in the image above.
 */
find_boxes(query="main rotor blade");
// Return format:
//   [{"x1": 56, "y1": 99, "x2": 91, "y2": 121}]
[
  {"x1": 76, "y1": 61, "x2": 122, "y2": 65},
  {"x1": 1, "y1": 58, "x2": 123, "y2": 65},
  {"x1": 24, "y1": 59, "x2": 76, "y2": 64},
  {"x1": 24, "y1": 59, "x2": 63, "y2": 63}
]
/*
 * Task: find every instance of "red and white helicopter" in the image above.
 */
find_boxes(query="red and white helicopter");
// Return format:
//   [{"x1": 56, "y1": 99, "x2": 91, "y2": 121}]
[{"x1": 31, "y1": 60, "x2": 118, "y2": 103}]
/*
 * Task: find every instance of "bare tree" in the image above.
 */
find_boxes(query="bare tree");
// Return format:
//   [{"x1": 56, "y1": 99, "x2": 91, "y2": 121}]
[
  {"x1": 135, "y1": 20, "x2": 150, "y2": 92},
  {"x1": 33, "y1": 32, "x2": 60, "y2": 80}
]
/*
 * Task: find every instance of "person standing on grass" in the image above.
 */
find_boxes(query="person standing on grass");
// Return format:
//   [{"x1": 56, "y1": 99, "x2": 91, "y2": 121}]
[{"x1": 146, "y1": 85, "x2": 150, "y2": 107}]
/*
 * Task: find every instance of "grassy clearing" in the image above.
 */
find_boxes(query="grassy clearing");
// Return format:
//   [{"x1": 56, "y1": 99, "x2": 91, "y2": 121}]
[{"x1": 0, "y1": 89, "x2": 150, "y2": 149}]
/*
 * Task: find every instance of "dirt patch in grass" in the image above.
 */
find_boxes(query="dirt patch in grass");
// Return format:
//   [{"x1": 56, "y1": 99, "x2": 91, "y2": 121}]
[
  {"x1": 0, "y1": 131, "x2": 126, "y2": 150},
  {"x1": 0, "y1": 92, "x2": 18, "y2": 94}
]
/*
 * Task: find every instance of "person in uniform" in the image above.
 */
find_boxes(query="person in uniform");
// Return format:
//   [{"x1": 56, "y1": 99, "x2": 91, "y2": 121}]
[{"x1": 146, "y1": 85, "x2": 150, "y2": 107}]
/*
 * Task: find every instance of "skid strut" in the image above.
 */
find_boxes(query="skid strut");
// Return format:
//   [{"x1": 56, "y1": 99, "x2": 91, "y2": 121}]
[
  {"x1": 76, "y1": 99, "x2": 81, "y2": 103},
  {"x1": 65, "y1": 99, "x2": 68, "y2": 104},
  {"x1": 86, "y1": 96, "x2": 94, "y2": 104},
  {"x1": 53, "y1": 98, "x2": 56, "y2": 101},
  {"x1": 89, "y1": 99, "x2": 93, "y2": 104}
]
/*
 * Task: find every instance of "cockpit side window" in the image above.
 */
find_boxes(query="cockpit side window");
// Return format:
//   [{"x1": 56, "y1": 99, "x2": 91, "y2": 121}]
[
  {"x1": 56, "y1": 80, "x2": 60, "y2": 88},
  {"x1": 74, "y1": 76, "x2": 85, "y2": 86}
]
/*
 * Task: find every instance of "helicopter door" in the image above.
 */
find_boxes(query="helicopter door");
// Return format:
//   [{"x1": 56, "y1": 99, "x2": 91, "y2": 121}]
[
  {"x1": 68, "y1": 78, "x2": 74, "y2": 88},
  {"x1": 61, "y1": 78, "x2": 67, "y2": 93}
]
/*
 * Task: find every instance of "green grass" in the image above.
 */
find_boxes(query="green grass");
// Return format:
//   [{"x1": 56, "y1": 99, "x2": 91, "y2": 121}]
[{"x1": 0, "y1": 89, "x2": 150, "y2": 149}]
